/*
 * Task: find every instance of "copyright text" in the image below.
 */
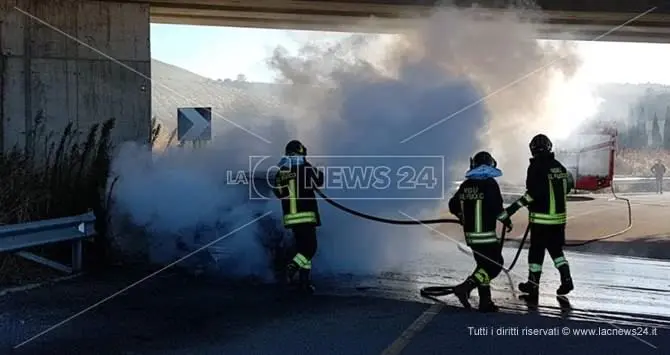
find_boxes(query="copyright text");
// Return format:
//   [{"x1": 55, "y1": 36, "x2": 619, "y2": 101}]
[{"x1": 468, "y1": 326, "x2": 658, "y2": 337}]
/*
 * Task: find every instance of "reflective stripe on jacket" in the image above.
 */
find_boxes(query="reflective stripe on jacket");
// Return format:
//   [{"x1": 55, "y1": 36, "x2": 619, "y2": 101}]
[{"x1": 272, "y1": 161, "x2": 324, "y2": 227}]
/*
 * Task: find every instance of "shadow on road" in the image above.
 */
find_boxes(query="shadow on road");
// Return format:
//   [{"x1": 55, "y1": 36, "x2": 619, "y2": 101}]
[{"x1": 567, "y1": 195, "x2": 596, "y2": 202}]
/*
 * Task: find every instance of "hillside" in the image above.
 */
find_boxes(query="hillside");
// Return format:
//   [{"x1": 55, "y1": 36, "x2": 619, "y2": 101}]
[
  {"x1": 150, "y1": 59, "x2": 670, "y2": 142},
  {"x1": 150, "y1": 60, "x2": 284, "y2": 138}
]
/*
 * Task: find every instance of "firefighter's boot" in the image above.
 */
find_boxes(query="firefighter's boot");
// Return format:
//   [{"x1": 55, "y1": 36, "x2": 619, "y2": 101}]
[
  {"x1": 518, "y1": 272, "x2": 540, "y2": 304},
  {"x1": 556, "y1": 264, "x2": 574, "y2": 296},
  {"x1": 453, "y1": 277, "x2": 477, "y2": 310},
  {"x1": 285, "y1": 262, "x2": 299, "y2": 284},
  {"x1": 477, "y1": 285, "x2": 499, "y2": 313},
  {"x1": 298, "y1": 269, "x2": 315, "y2": 295}
]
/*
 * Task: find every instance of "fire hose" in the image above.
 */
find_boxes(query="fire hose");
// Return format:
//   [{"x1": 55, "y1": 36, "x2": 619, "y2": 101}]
[
  {"x1": 498, "y1": 184, "x2": 632, "y2": 272},
  {"x1": 315, "y1": 184, "x2": 633, "y2": 298},
  {"x1": 314, "y1": 189, "x2": 462, "y2": 225},
  {"x1": 314, "y1": 187, "x2": 505, "y2": 297}
]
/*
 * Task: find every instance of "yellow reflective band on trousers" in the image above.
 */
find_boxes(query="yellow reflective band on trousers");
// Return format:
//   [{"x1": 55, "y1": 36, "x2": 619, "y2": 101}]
[
  {"x1": 465, "y1": 231, "x2": 498, "y2": 244},
  {"x1": 283, "y1": 211, "x2": 317, "y2": 225},
  {"x1": 473, "y1": 268, "x2": 490, "y2": 285},
  {"x1": 292, "y1": 253, "x2": 311, "y2": 269},
  {"x1": 553, "y1": 256, "x2": 568, "y2": 268},
  {"x1": 529, "y1": 212, "x2": 566, "y2": 224},
  {"x1": 529, "y1": 263, "x2": 542, "y2": 272}
]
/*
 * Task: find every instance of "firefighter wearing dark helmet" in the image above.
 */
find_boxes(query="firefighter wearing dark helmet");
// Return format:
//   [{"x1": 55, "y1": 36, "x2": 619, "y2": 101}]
[
  {"x1": 500, "y1": 134, "x2": 575, "y2": 304},
  {"x1": 272, "y1": 140, "x2": 324, "y2": 294},
  {"x1": 448, "y1": 151, "x2": 513, "y2": 312}
]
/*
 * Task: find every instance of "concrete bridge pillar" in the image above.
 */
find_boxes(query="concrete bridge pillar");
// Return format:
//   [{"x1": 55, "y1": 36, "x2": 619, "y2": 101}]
[{"x1": 1, "y1": 0, "x2": 151, "y2": 152}]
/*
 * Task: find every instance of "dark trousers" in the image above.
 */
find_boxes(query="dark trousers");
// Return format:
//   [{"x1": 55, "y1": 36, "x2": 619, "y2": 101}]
[
  {"x1": 287, "y1": 224, "x2": 318, "y2": 283},
  {"x1": 292, "y1": 224, "x2": 318, "y2": 261},
  {"x1": 469, "y1": 243, "x2": 504, "y2": 286},
  {"x1": 527, "y1": 224, "x2": 568, "y2": 274},
  {"x1": 656, "y1": 178, "x2": 663, "y2": 194}
]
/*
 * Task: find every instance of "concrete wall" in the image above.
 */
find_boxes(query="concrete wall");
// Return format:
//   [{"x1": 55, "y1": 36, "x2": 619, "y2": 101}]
[{"x1": 0, "y1": 0, "x2": 151, "y2": 152}]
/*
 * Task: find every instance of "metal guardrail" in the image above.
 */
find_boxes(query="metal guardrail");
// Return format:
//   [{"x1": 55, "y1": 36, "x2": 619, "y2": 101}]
[
  {"x1": 611, "y1": 177, "x2": 669, "y2": 193},
  {"x1": 612, "y1": 176, "x2": 670, "y2": 182},
  {"x1": 0, "y1": 212, "x2": 97, "y2": 274}
]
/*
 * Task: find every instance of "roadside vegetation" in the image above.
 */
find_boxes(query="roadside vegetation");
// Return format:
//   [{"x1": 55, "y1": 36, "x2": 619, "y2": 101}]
[
  {"x1": 0, "y1": 114, "x2": 172, "y2": 287},
  {"x1": 0, "y1": 112, "x2": 292, "y2": 286}
]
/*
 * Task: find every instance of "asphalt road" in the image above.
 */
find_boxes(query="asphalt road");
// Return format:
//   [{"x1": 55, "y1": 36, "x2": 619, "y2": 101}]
[
  {"x1": 438, "y1": 192, "x2": 670, "y2": 258},
  {"x1": 2, "y1": 193, "x2": 670, "y2": 355},
  {"x1": 2, "y1": 242, "x2": 670, "y2": 355}
]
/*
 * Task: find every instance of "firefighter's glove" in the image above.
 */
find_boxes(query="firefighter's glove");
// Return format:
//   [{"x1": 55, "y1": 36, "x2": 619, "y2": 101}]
[{"x1": 502, "y1": 218, "x2": 513, "y2": 233}]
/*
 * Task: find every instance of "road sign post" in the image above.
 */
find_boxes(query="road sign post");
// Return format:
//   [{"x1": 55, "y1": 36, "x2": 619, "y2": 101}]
[{"x1": 178, "y1": 107, "x2": 212, "y2": 146}]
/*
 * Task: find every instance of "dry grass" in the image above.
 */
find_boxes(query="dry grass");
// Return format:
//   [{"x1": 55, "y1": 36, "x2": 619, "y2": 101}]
[
  {"x1": 0, "y1": 112, "x2": 126, "y2": 286},
  {"x1": 149, "y1": 116, "x2": 178, "y2": 152}
]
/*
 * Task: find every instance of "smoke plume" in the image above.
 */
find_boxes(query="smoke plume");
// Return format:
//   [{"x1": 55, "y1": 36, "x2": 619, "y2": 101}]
[{"x1": 111, "y1": 3, "x2": 588, "y2": 280}]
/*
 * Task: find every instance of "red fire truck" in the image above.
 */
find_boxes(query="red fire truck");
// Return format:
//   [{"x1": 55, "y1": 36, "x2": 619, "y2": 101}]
[{"x1": 555, "y1": 125, "x2": 617, "y2": 192}]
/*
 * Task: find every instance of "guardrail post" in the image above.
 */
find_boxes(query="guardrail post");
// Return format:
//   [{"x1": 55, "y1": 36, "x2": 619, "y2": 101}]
[
  {"x1": 72, "y1": 239, "x2": 83, "y2": 272},
  {"x1": 0, "y1": 212, "x2": 96, "y2": 274}
]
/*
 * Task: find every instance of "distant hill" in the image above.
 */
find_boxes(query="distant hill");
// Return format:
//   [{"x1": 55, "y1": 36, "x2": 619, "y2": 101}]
[
  {"x1": 150, "y1": 60, "x2": 284, "y2": 140},
  {"x1": 150, "y1": 59, "x2": 670, "y2": 146}
]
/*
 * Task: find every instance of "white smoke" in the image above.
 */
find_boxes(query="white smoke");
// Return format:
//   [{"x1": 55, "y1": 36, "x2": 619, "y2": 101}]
[{"x1": 110, "y1": 4, "x2": 594, "y2": 280}]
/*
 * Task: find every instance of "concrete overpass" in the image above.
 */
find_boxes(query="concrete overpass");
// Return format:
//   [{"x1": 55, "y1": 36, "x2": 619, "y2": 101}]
[
  {"x1": 143, "y1": 0, "x2": 670, "y2": 43},
  {"x1": 1, "y1": 0, "x2": 152, "y2": 151},
  {"x1": 2, "y1": 0, "x2": 670, "y2": 152}
]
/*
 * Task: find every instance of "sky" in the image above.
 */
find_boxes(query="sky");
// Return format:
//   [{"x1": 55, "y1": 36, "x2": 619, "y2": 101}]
[{"x1": 149, "y1": 23, "x2": 670, "y2": 85}]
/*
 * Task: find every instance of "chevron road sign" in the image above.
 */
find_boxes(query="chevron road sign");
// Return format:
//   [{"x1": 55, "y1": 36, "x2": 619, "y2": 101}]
[{"x1": 178, "y1": 107, "x2": 212, "y2": 142}]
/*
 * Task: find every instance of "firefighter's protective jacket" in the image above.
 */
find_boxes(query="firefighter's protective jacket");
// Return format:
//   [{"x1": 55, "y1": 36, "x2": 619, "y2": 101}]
[
  {"x1": 448, "y1": 165, "x2": 508, "y2": 246},
  {"x1": 272, "y1": 156, "x2": 324, "y2": 228},
  {"x1": 501, "y1": 152, "x2": 573, "y2": 225}
]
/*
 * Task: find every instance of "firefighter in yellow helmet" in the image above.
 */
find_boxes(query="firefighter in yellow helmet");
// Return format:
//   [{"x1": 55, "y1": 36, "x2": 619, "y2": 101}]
[{"x1": 272, "y1": 140, "x2": 324, "y2": 294}]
